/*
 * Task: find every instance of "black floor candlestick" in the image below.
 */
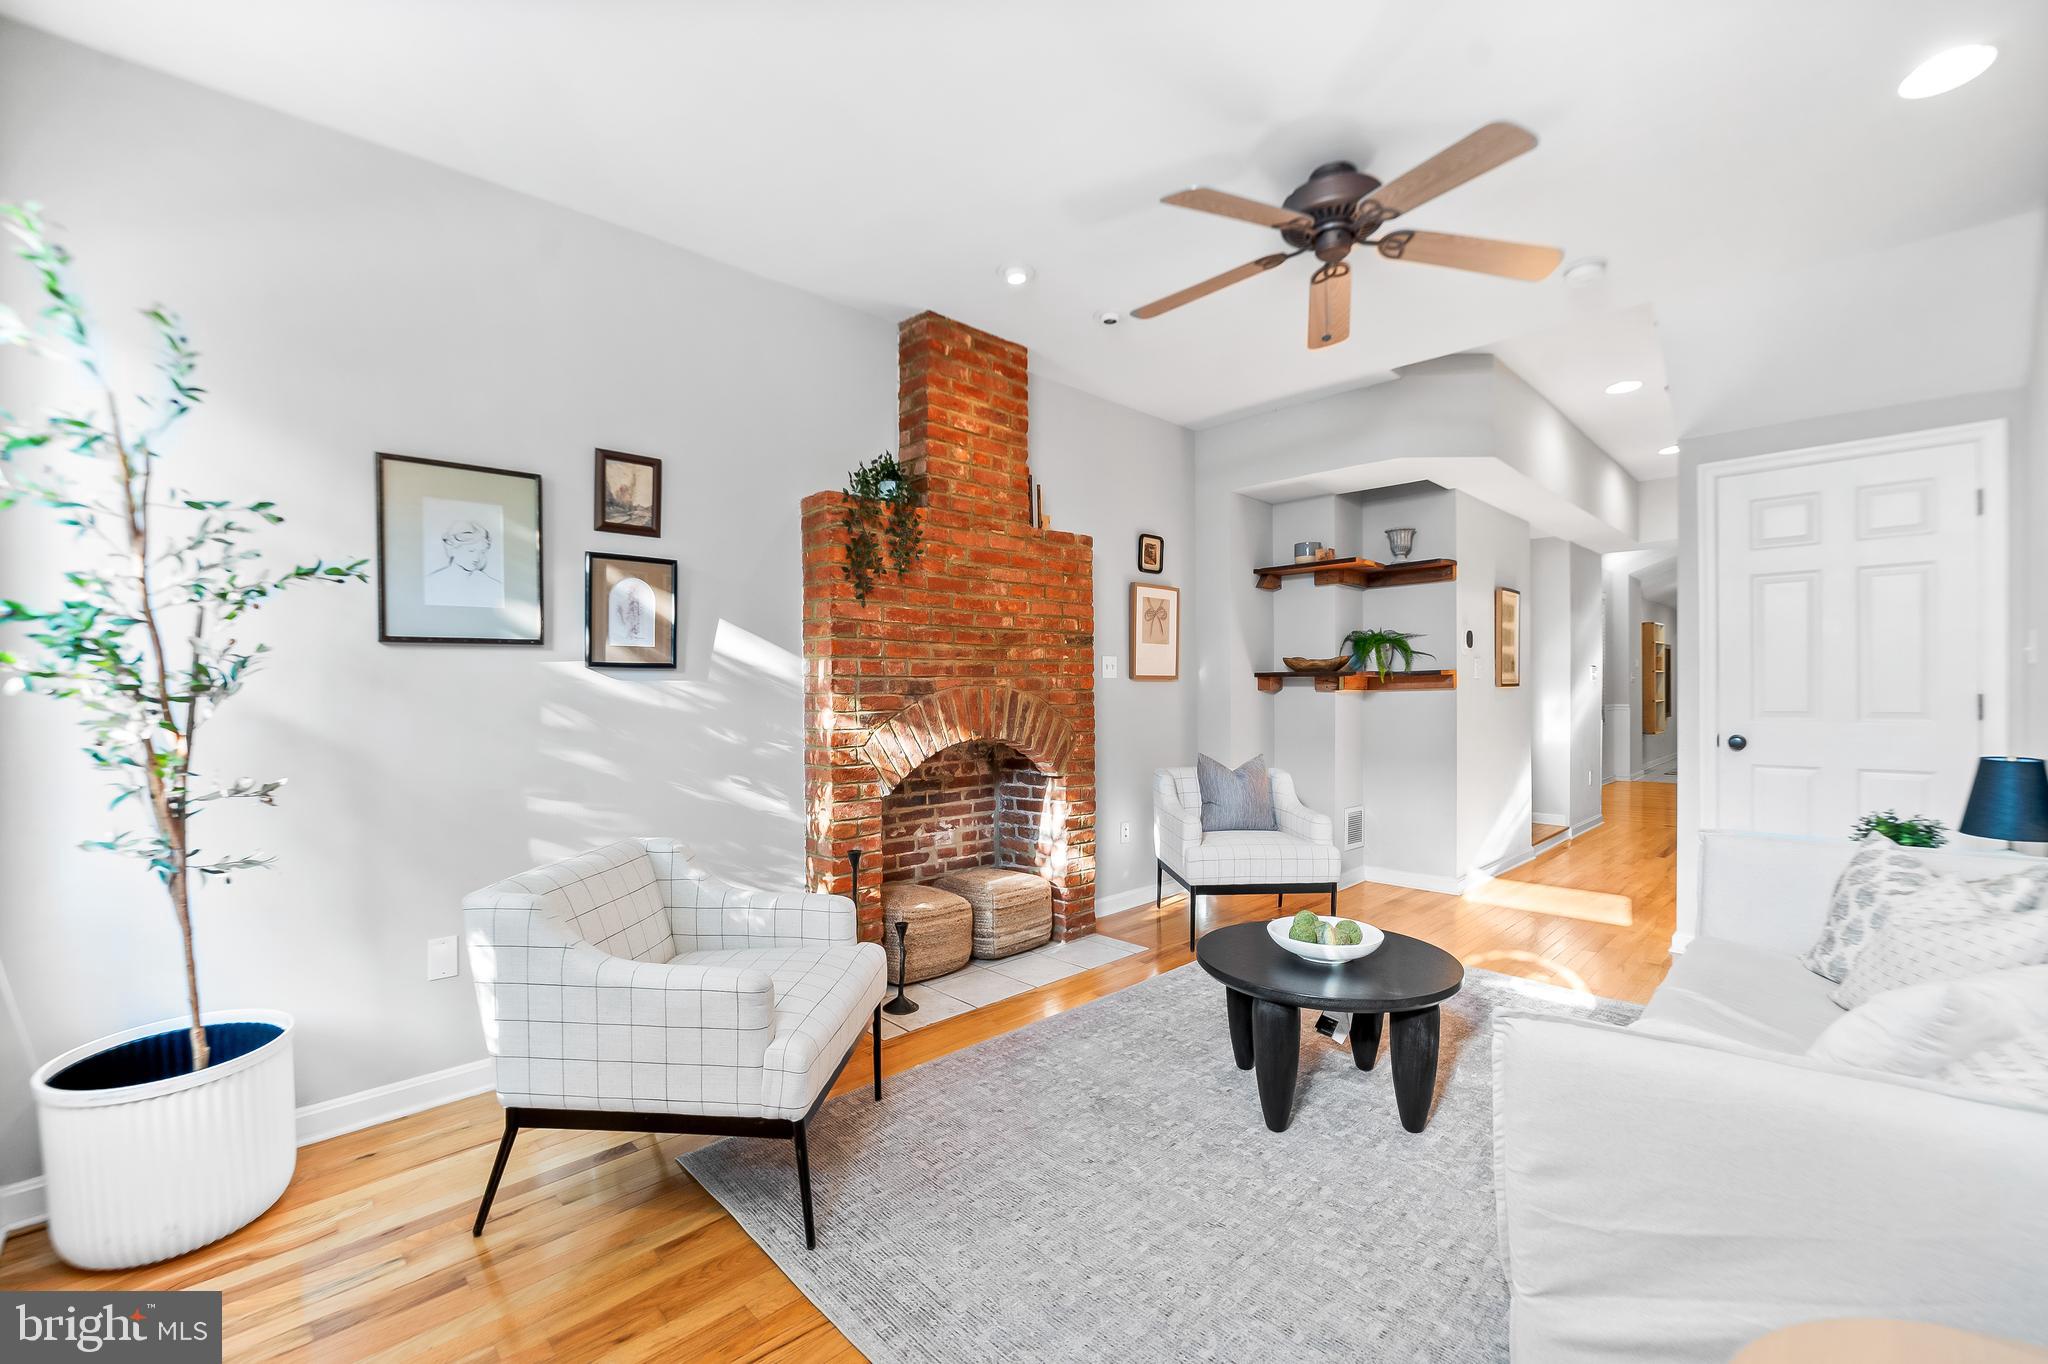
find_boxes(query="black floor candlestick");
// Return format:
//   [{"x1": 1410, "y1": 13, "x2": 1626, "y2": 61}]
[{"x1": 883, "y1": 920, "x2": 919, "y2": 1015}]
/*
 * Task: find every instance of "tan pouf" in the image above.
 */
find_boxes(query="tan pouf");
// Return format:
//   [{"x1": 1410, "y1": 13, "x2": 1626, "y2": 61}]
[
  {"x1": 931, "y1": 866, "x2": 1054, "y2": 960},
  {"x1": 880, "y1": 882, "x2": 972, "y2": 986}
]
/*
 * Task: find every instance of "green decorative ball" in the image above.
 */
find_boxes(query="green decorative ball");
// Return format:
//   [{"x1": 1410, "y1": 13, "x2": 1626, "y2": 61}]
[
  {"x1": 1288, "y1": 909, "x2": 1323, "y2": 943},
  {"x1": 1331, "y1": 919, "x2": 1364, "y2": 947}
]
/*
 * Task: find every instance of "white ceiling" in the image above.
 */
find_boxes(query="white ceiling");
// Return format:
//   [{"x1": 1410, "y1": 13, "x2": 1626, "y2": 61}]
[
  {"x1": 5, "y1": 0, "x2": 2045, "y2": 443},
  {"x1": 1489, "y1": 305, "x2": 1678, "y2": 479}
]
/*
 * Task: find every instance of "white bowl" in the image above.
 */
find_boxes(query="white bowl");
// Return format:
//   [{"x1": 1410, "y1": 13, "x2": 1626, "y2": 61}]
[{"x1": 1268, "y1": 915, "x2": 1384, "y2": 964}]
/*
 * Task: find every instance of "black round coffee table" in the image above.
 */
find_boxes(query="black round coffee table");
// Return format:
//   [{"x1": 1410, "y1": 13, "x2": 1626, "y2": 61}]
[{"x1": 1195, "y1": 921, "x2": 1464, "y2": 1133}]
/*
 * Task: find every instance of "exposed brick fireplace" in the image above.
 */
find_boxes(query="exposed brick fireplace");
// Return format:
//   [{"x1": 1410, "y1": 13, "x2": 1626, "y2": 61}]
[{"x1": 801, "y1": 312, "x2": 1096, "y2": 943}]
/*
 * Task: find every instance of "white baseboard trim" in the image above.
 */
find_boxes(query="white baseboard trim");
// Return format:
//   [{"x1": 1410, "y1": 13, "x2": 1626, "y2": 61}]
[
  {"x1": 1343, "y1": 863, "x2": 1469, "y2": 896},
  {"x1": 1669, "y1": 931, "x2": 1695, "y2": 955},
  {"x1": 3, "y1": 1056, "x2": 495, "y2": 1235},
  {"x1": 1569, "y1": 814, "x2": 1606, "y2": 839},
  {"x1": 1532, "y1": 811, "x2": 1569, "y2": 828},
  {"x1": 295, "y1": 1057, "x2": 494, "y2": 1146},
  {"x1": 4, "y1": 1176, "x2": 45, "y2": 1237},
  {"x1": 1476, "y1": 846, "x2": 1541, "y2": 881},
  {"x1": 1093, "y1": 882, "x2": 1164, "y2": 917}
]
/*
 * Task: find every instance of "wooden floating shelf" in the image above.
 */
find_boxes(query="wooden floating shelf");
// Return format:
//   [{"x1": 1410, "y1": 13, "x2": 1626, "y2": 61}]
[
  {"x1": 1252, "y1": 557, "x2": 1458, "y2": 591},
  {"x1": 1253, "y1": 669, "x2": 1458, "y2": 694}
]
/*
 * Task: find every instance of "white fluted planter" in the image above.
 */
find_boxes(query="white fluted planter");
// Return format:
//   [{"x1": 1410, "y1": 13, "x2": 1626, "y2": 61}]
[{"x1": 31, "y1": 1010, "x2": 296, "y2": 1269}]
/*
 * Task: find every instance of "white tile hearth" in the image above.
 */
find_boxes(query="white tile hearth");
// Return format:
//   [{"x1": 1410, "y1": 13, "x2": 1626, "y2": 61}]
[{"x1": 879, "y1": 933, "x2": 1144, "y2": 1035}]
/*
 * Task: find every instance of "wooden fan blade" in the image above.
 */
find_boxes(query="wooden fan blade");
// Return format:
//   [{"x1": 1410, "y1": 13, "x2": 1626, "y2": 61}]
[
  {"x1": 1131, "y1": 252, "x2": 1295, "y2": 319},
  {"x1": 1307, "y1": 262, "x2": 1351, "y2": 349},
  {"x1": 1376, "y1": 229, "x2": 1562, "y2": 281},
  {"x1": 1162, "y1": 187, "x2": 1313, "y2": 232},
  {"x1": 1365, "y1": 122, "x2": 1538, "y2": 219}
]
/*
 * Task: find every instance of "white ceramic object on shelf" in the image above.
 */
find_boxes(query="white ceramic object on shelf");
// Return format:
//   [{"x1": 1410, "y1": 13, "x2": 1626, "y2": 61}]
[
  {"x1": 1268, "y1": 915, "x2": 1384, "y2": 964},
  {"x1": 30, "y1": 1009, "x2": 296, "y2": 1269}
]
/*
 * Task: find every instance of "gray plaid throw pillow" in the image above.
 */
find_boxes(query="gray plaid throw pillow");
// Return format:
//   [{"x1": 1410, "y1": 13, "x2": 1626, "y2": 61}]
[{"x1": 1196, "y1": 753, "x2": 1277, "y2": 833}]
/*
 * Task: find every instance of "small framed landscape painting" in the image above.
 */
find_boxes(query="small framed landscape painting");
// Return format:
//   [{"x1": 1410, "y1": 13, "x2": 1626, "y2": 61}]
[
  {"x1": 1137, "y1": 532, "x2": 1164, "y2": 574},
  {"x1": 376, "y1": 453, "x2": 544, "y2": 645},
  {"x1": 1130, "y1": 582, "x2": 1179, "y2": 681},
  {"x1": 594, "y1": 448, "x2": 662, "y2": 536},
  {"x1": 586, "y1": 551, "x2": 678, "y2": 669},
  {"x1": 1495, "y1": 587, "x2": 1521, "y2": 686}
]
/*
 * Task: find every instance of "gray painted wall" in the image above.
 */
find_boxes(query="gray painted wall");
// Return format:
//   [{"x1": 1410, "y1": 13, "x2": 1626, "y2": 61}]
[
  {"x1": 1528, "y1": 539, "x2": 1572, "y2": 824},
  {"x1": 1028, "y1": 378, "x2": 1198, "y2": 907},
  {"x1": 0, "y1": 24, "x2": 1192, "y2": 1190},
  {"x1": 1453, "y1": 493, "x2": 1533, "y2": 876},
  {"x1": 1568, "y1": 543, "x2": 1606, "y2": 830}
]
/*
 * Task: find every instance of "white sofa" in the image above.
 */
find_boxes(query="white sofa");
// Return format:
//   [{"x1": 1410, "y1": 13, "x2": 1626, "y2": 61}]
[
  {"x1": 462, "y1": 838, "x2": 887, "y2": 1247},
  {"x1": 1493, "y1": 831, "x2": 2048, "y2": 1362},
  {"x1": 1154, "y1": 765, "x2": 1342, "y2": 950}
]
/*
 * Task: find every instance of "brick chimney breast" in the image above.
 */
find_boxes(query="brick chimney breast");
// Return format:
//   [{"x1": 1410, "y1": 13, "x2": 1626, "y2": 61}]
[{"x1": 802, "y1": 312, "x2": 1096, "y2": 942}]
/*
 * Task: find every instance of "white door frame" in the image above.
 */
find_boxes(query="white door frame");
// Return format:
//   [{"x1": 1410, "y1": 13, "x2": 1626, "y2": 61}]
[{"x1": 1692, "y1": 419, "x2": 2010, "y2": 839}]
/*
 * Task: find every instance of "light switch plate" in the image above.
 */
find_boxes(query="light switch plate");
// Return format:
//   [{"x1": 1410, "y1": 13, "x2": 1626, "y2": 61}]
[
  {"x1": 427, "y1": 935, "x2": 458, "y2": 981},
  {"x1": 1102, "y1": 656, "x2": 1119, "y2": 678}
]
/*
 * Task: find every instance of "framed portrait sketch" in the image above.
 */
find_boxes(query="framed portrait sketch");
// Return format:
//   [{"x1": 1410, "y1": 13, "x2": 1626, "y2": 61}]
[
  {"x1": 586, "y1": 552, "x2": 678, "y2": 669},
  {"x1": 1495, "y1": 587, "x2": 1521, "y2": 686},
  {"x1": 376, "y1": 453, "x2": 543, "y2": 644},
  {"x1": 1137, "y1": 532, "x2": 1164, "y2": 574},
  {"x1": 1130, "y1": 582, "x2": 1179, "y2": 681},
  {"x1": 594, "y1": 448, "x2": 662, "y2": 536}
]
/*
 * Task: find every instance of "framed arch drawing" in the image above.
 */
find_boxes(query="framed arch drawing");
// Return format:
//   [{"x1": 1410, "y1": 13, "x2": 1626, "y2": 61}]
[{"x1": 585, "y1": 551, "x2": 678, "y2": 669}]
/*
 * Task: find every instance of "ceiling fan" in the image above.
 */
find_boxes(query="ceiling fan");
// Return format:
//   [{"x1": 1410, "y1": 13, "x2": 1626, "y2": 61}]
[{"x1": 1131, "y1": 122, "x2": 1564, "y2": 349}]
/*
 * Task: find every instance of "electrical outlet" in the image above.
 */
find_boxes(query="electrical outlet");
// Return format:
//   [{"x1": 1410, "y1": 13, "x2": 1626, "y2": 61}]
[
  {"x1": 1102, "y1": 655, "x2": 1119, "y2": 679},
  {"x1": 1120, "y1": 821, "x2": 1132, "y2": 844},
  {"x1": 427, "y1": 935, "x2": 458, "y2": 981}
]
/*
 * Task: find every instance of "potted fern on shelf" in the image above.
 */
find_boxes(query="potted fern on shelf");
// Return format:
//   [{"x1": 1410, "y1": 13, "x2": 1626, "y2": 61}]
[
  {"x1": 1343, "y1": 627, "x2": 1435, "y2": 681},
  {"x1": 1, "y1": 205, "x2": 365, "y2": 1268}
]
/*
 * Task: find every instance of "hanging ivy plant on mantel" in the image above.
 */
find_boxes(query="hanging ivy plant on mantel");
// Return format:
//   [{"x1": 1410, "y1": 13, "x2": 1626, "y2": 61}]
[{"x1": 842, "y1": 452, "x2": 923, "y2": 603}]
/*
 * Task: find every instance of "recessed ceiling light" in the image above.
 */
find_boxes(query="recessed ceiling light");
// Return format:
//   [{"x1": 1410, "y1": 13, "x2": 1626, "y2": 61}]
[
  {"x1": 1898, "y1": 44, "x2": 1998, "y2": 99},
  {"x1": 1002, "y1": 264, "x2": 1035, "y2": 288},
  {"x1": 1604, "y1": 379, "x2": 1644, "y2": 396},
  {"x1": 1096, "y1": 310, "x2": 1121, "y2": 326},
  {"x1": 1562, "y1": 257, "x2": 1607, "y2": 285},
  {"x1": 1658, "y1": 444, "x2": 1680, "y2": 456}
]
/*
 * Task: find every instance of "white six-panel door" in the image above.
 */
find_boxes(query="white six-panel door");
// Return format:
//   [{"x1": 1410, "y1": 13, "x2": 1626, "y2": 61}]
[{"x1": 1705, "y1": 423, "x2": 2005, "y2": 838}]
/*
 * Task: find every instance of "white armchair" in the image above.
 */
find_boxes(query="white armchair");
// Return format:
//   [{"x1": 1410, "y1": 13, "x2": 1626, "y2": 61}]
[
  {"x1": 462, "y1": 838, "x2": 886, "y2": 1247},
  {"x1": 1154, "y1": 766, "x2": 1342, "y2": 949}
]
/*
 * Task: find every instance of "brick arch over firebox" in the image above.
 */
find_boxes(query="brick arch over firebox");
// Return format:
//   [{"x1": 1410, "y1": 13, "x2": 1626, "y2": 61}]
[{"x1": 861, "y1": 686, "x2": 1077, "y2": 792}]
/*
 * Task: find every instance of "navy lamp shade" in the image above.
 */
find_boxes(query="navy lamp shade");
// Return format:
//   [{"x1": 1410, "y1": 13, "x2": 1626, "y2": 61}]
[{"x1": 1958, "y1": 756, "x2": 2048, "y2": 844}]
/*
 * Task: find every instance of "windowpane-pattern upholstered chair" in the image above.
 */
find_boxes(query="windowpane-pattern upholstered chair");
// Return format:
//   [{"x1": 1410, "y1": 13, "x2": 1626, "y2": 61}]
[
  {"x1": 462, "y1": 838, "x2": 886, "y2": 1247},
  {"x1": 1154, "y1": 766, "x2": 1342, "y2": 949}
]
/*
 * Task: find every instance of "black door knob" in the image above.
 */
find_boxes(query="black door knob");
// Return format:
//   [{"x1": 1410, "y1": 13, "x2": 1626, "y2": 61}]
[{"x1": 1727, "y1": 734, "x2": 1747, "y2": 751}]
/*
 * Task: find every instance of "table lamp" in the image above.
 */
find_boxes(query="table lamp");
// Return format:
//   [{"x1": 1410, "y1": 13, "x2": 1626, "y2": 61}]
[{"x1": 1959, "y1": 756, "x2": 2048, "y2": 849}]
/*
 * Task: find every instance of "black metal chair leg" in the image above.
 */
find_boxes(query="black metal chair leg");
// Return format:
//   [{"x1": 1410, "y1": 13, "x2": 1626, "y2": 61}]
[
  {"x1": 793, "y1": 1120, "x2": 816, "y2": 1249},
  {"x1": 1329, "y1": 885, "x2": 1338, "y2": 916},
  {"x1": 472, "y1": 1115, "x2": 520, "y2": 1236},
  {"x1": 871, "y1": 1003, "x2": 883, "y2": 1100},
  {"x1": 1188, "y1": 889, "x2": 1197, "y2": 952}
]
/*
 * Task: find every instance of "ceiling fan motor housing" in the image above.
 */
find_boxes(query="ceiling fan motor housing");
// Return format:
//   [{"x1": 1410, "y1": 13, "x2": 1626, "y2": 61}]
[{"x1": 1282, "y1": 160, "x2": 1382, "y2": 261}]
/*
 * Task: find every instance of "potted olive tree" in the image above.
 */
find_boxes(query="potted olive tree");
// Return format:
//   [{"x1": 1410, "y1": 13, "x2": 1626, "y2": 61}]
[{"x1": 1, "y1": 205, "x2": 364, "y2": 1267}]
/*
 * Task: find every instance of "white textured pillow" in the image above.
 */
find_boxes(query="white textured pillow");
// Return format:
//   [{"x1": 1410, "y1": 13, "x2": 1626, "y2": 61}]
[
  {"x1": 1936, "y1": 1033, "x2": 2048, "y2": 1107},
  {"x1": 1831, "y1": 899, "x2": 2048, "y2": 1009},
  {"x1": 1803, "y1": 838, "x2": 2048, "y2": 983},
  {"x1": 1808, "y1": 964, "x2": 2048, "y2": 1076}
]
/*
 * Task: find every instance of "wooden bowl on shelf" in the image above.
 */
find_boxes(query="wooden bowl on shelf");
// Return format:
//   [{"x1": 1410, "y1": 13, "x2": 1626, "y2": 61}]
[{"x1": 1281, "y1": 655, "x2": 1350, "y2": 675}]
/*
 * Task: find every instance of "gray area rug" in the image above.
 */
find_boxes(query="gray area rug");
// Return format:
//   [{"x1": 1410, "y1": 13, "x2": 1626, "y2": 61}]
[{"x1": 680, "y1": 962, "x2": 1639, "y2": 1363}]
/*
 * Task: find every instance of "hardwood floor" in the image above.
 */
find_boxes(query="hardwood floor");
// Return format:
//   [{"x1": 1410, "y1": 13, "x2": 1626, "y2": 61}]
[
  {"x1": 0, "y1": 781, "x2": 1676, "y2": 1362},
  {"x1": 1530, "y1": 821, "x2": 1568, "y2": 848}
]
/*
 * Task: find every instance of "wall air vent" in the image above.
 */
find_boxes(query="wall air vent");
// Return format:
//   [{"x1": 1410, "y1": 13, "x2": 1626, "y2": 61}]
[{"x1": 1344, "y1": 806, "x2": 1365, "y2": 850}]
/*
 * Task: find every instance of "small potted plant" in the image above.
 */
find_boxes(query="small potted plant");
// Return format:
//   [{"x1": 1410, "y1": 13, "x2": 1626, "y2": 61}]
[
  {"x1": 841, "y1": 452, "x2": 922, "y2": 603},
  {"x1": 2, "y1": 205, "x2": 365, "y2": 1268},
  {"x1": 1342, "y1": 627, "x2": 1435, "y2": 682},
  {"x1": 1851, "y1": 810, "x2": 1948, "y2": 848}
]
